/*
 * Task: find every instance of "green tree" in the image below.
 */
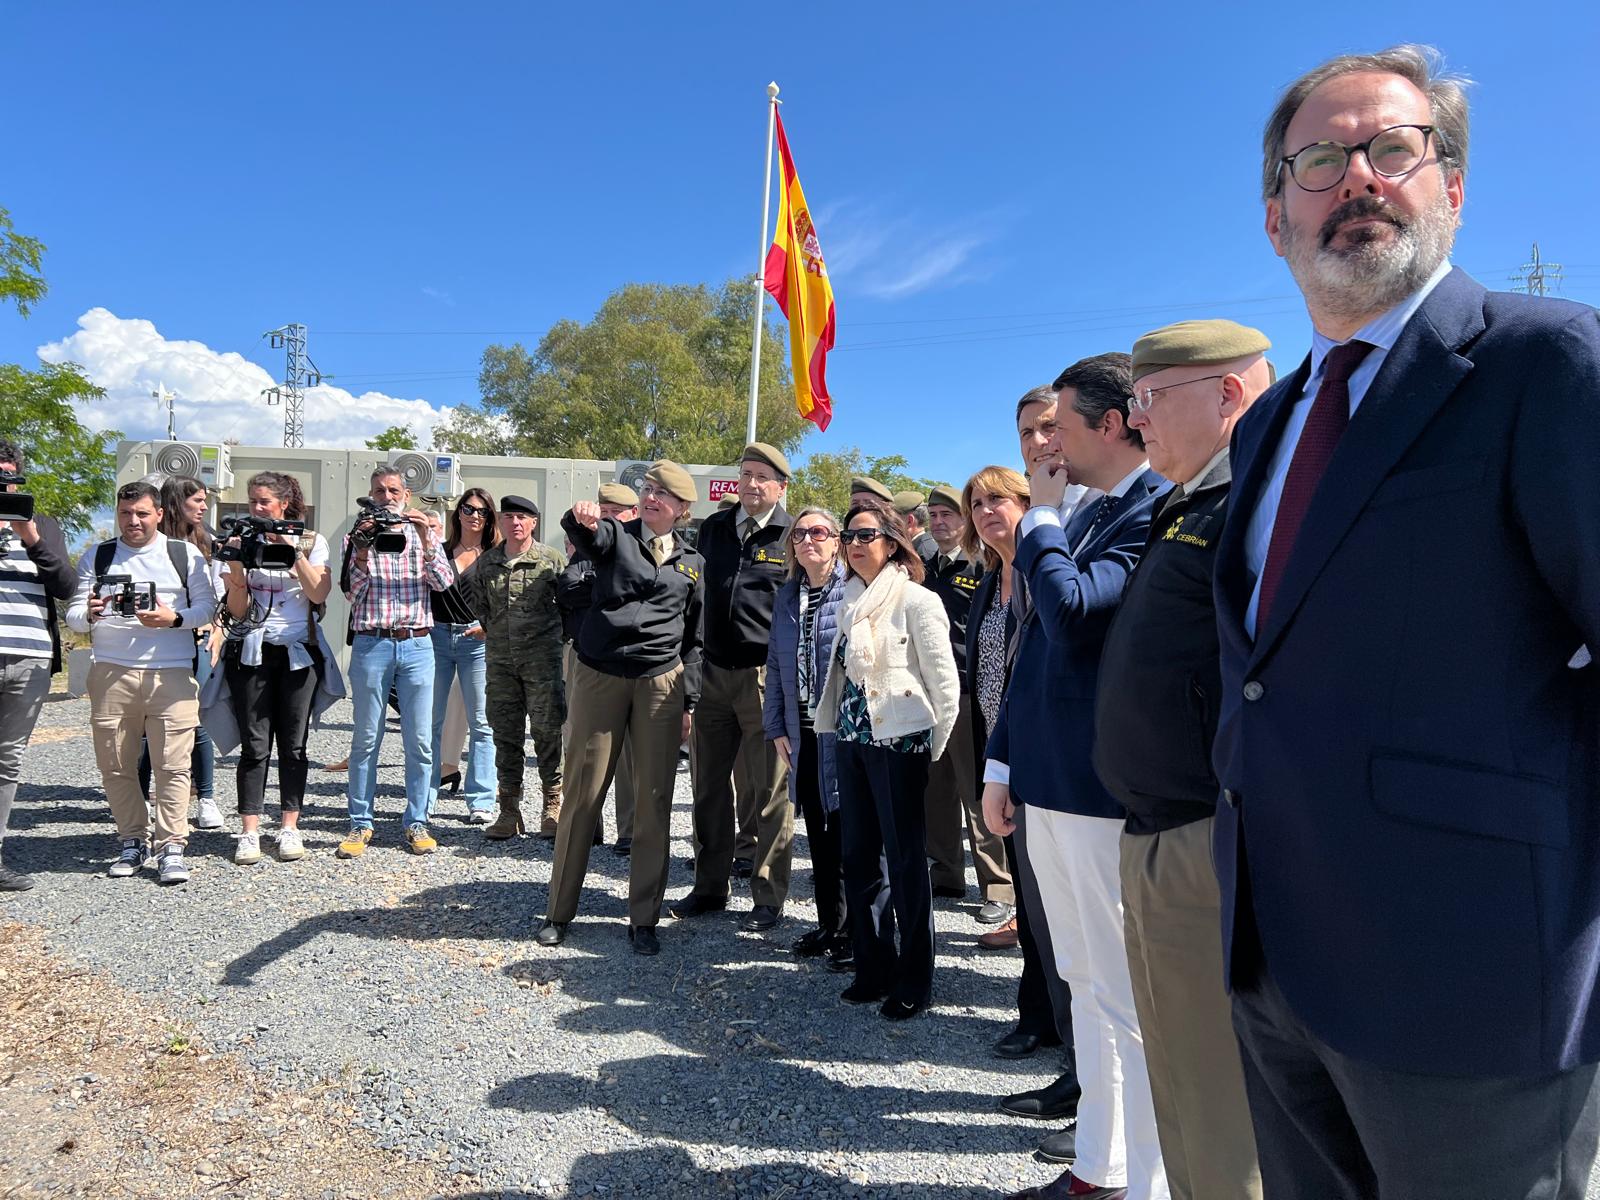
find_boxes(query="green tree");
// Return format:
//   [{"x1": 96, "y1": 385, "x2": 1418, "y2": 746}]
[
  {"x1": 434, "y1": 280, "x2": 812, "y2": 465},
  {"x1": 365, "y1": 424, "x2": 417, "y2": 451},
  {"x1": 1, "y1": 362, "x2": 117, "y2": 534},
  {"x1": 0, "y1": 207, "x2": 47, "y2": 317},
  {"x1": 786, "y1": 447, "x2": 948, "y2": 517}
]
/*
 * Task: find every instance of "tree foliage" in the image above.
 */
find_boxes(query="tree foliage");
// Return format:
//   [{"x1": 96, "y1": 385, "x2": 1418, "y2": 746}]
[
  {"x1": 1, "y1": 361, "x2": 118, "y2": 534},
  {"x1": 0, "y1": 207, "x2": 47, "y2": 318},
  {"x1": 786, "y1": 447, "x2": 949, "y2": 518},
  {"x1": 365, "y1": 424, "x2": 417, "y2": 451},
  {"x1": 434, "y1": 280, "x2": 813, "y2": 465}
]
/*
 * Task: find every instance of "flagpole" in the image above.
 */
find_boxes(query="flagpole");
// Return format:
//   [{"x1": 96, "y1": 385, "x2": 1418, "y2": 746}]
[{"x1": 746, "y1": 81, "x2": 780, "y2": 446}]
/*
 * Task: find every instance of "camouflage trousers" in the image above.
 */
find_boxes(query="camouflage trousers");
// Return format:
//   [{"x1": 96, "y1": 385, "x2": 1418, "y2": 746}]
[{"x1": 485, "y1": 648, "x2": 565, "y2": 799}]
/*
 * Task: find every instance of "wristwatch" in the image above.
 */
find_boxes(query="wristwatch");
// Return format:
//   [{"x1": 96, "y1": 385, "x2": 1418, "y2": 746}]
[{"x1": 171, "y1": 612, "x2": 185, "y2": 628}]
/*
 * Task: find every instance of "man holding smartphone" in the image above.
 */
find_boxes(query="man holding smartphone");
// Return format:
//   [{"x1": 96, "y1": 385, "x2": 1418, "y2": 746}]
[{"x1": 65, "y1": 480, "x2": 215, "y2": 884}]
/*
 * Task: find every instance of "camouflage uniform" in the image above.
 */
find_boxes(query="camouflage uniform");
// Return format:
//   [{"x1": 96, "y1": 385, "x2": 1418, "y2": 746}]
[{"x1": 476, "y1": 539, "x2": 568, "y2": 833}]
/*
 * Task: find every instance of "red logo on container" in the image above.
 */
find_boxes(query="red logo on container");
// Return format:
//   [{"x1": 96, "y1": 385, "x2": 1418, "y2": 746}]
[{"x1": 708, "y1": 479, "x2": 739, "y2": 500}]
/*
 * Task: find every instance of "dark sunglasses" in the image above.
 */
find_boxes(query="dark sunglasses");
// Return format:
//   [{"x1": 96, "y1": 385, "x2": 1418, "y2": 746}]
[
  {"x1": 838, "y1": 528, "x2": 887, "y2": 546},
  {"x1": 459, "y1": 502, "x2": 490, "y2": 518}
]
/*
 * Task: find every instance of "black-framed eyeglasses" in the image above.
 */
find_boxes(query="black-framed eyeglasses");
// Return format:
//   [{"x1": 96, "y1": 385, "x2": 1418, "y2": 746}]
[
  {"x1": 1130, "y1": 374, "x2": 1227, "y2": 415},
  {"x1": 459, "y1": 502, "x2": 489, "y2": 518},
  {"x1": 791, "y1": 526, "x2": 837, "y2": 543},
  {"x1": 839, "y1": 528, "x2": 886, "y2": 546},
  {"x1": 1279, "y1": 124, "x2": 1437, "y2": 193}
]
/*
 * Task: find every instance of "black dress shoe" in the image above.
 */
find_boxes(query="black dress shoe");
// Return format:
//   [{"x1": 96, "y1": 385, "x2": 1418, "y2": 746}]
[
  {"x1": 931, "y1": 883, "x2": 966, "y2": 899},
  {"x1": 994, "y1": 1029, "x2": 1046, "y2": 1059},
  {"x1": 840, "y1": 980, "x2": 888, "y2": 1004},
  {"x1": 731, "y1": 857, "x2": 754, "y2": 879},
  {"x1": 613, "y1": 837, "x2": 632, "y2": 856},
  {"x1": 1000, "y1": 1071, "x2": 1082, "y2": 1120},
  {"x1": 791, "y1": 927, "x2": 832, "y2": 957},
  {"x1": 535, "y1": 920, "x2": 567, "y2": 947},
  {"x1": 667, "y1": 893, "x2": 728, "y2": 919},
  {"x1": 1036, "y1": 1125, "x2": 1077, "y2": 1164},
  {"x1": 880, "y1": 997, "x2": 925, "y2": 1021},
  {"x1": 741, "y1": 904, "x2": 780, "y2": 932},
  {"x1": 628, "y1": 925, "x2": 660, "y2": 956}
]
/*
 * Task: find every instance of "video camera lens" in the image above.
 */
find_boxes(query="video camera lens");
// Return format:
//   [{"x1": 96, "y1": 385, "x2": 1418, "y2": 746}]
[{"x1": 0, "y1": 471, "x2": 34, "y2": 523}]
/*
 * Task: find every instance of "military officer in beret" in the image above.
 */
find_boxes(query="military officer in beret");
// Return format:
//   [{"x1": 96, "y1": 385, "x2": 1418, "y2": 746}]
[
  {"x1": 541, "y1": 461, "x2": 704, "y2": 956},
  {"x1": 849, "y1": 476, "x2": 895, "y2": 508},
  {"x1": 919, "y1": 483, "x2": 1012, "y2": 923},
  {"x1": 672, "y1": 442, "x2": 796, "y2": 931},
  {"x1": 474, "y1": 495, "x2": 569, "y2": 841},
  {"x1": 1093, "y1": 319, "x2": 1274, "y2": 1199},
  {"x1": 894, "y1": 490, "x2": 938, "y2": 559}
]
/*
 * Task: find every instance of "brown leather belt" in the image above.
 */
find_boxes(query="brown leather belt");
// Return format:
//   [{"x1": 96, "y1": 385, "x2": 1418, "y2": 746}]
[{"x1": 360, "y1": 627, "x2": 430, "y2": 640}]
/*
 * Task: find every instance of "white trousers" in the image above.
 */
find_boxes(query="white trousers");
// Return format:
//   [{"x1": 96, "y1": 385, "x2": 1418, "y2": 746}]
[{"x1": 1025, "y1": 806, "x2": 1169, "y2": 1199}]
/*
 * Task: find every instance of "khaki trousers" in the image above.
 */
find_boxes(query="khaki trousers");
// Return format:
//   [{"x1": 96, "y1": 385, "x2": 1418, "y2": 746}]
[
  {"x1": 89, "y1": 662, "x2": 197, "y2": 850},
  {"x1": 548, "y1": 659, "x2": 683, "y2": 927},
  {"x1": 1121, "y1": 817, "x2": 1262, "y2": 1200},
  {"x1": 924, "y1": 697, "x2": 1013, "y2": 902},
  {"x1": 689, "y1": 661, "x2": 792, "y2": 907},
  {"x1": 564, "y1": 644, "x2": 633, "y2": 838}
]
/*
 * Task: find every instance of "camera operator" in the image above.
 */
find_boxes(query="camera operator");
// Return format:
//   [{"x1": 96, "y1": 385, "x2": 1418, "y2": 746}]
[
  {"x1": 0, "y1": 439, "x2": 76, "y2": 891},
  {"x1": 217, "y1": 471, "x2": 331, "y2": 866},
  {"x1": 336, "y1": 467, "x2": 453, "y2": 860},
  {"x1": 65, "y1": 480, "x2": 216, "y2": 884}
]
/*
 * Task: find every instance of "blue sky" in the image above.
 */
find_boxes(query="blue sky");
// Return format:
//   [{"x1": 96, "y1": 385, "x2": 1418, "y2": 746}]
[{"x1": 5, "y1": 2, "x2": 1598, "y2": 485}]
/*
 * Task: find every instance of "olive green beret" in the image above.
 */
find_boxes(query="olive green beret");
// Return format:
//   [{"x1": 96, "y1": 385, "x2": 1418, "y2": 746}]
[
  {"x1": 849, "y1": 476, "x2": 894, "y2": 504},
  {"x1": 718, "y1": 493, "x2": 740, "y2": 508},
  {"x1": 892, "y1": 490, "x2": 926, "y2": 514},
  {"x1": 926, "y1": 484, "x2": 963, "y2": 513},
  {"x1": 597, "y1": 482, "x2": 638, "y2": 507},
  {"x1": 1131, "y1": 319, "x2": 1272, "y2": 383},
  {"x1": 645, "y1": 460, "x2": 698, "y2": 504},
  {"x1": 741, "y1": 441, "x2": 790, "y2": 480}
]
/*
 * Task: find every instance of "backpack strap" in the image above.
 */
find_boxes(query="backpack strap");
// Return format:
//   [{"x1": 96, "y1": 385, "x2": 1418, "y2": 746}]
[{"x1": 165, "y1": 538, "x2": 191, "y2": 609}]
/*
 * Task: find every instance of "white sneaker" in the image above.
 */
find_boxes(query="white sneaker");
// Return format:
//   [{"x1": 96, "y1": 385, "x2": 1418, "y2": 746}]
[
  {"x1": 234, "y1": 832, "x2": 263, "y2": 865},
  {"x1": 195, "y1": 797, "x2": 224, "y2": 830},
  {"x1": 275, "y1": 828, "x2": 305, "y2": 862}
]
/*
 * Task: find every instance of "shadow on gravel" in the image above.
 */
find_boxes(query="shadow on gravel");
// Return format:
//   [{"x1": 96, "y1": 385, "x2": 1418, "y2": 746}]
[{"x1": 6, "y1": 795, "x2": 110, "y2": 829}]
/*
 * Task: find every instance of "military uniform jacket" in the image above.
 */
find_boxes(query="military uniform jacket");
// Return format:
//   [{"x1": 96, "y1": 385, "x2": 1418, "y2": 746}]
[
  {"x1": 474, "y1": 541, "x2": 568, "y2": 668},
  {"x1": 694, "y1": 504, "x2": 792, "y2": 671},
  {"x1": 560, "y1": 510, "x2": 704, "y2": 708},
  {"x1": 1093, "y1": 456, "x2": 1231, "y2": 836},
  {"x1": 921, "y1": 549, "x2": 983, "y2": 684}
]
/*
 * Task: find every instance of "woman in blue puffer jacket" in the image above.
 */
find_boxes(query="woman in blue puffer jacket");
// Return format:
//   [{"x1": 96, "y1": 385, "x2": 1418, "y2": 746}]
[{"x1": 763, "y1": 506, "x2": 850, "y2": 967}]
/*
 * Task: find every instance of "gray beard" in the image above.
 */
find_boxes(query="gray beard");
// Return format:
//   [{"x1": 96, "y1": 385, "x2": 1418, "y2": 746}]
[{"x1": 1281, "y1": 188, "x2": 1457, "y2": 326}]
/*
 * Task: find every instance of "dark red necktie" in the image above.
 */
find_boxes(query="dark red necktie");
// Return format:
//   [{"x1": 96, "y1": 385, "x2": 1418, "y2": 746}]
[{"x1": 1256, "y1": 339, "x2": 1375, "y2": 624}]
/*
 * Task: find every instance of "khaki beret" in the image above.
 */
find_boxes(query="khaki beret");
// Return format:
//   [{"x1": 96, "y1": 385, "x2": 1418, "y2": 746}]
[
  {"x1": 892, "y1": 490, "x2": 926, "y2": 514},
  {"x1": 718, "y1": 493, "x2": 740, "y2": 508},
  {"x1": 849, "y1": 476, "x2": 894, "y2": 504},
  {"x1": 597, "y1": 482, "x2": 638, "y2": 507},
  {"x1": 645, "y1": 460, "x2": 697, "y2": 504},
  {"x1": 926, "y1": 484, "x2": 963, "y2": 513},
  {"x1": 1131, "y1": 319, "x2": 1272, "y2": 383},
  {"x1": 741, "y1": 441, "x2": 790, "y2": 480}
]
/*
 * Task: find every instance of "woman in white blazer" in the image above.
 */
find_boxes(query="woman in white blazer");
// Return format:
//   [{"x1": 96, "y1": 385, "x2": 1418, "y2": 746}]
[{"x1": 815, "y1": 501, "x2": 960, "y2": 1020}]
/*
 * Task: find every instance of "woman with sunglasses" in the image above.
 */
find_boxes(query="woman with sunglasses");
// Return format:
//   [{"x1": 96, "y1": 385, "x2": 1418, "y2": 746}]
[
  {"x1": 428, "y1": 489, "x2": 500, "y2": 822},
  {"x1": 763, "y1": 507, "x2": 851, "y2": 967},
  {"x1": 815, "y1": 502, "x2": 960, "y2": 1020}
]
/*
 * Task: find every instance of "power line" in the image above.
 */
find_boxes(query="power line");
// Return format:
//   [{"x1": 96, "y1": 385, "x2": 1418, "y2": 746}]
[{"x1": 1509, "y1": 244, "x2": 1564, "y2": 296}]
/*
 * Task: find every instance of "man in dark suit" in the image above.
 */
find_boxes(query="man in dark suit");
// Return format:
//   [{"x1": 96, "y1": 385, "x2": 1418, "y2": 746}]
[
  {"x1": 987, "y1": 353, "x2": 1172, "y2": 1200},
  {"x1": 1213, "y1": 45, "x2": 1600, "y2": 1198}
]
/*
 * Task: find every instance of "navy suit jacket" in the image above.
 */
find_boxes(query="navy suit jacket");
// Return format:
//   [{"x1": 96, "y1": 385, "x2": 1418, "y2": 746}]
[
  {"x1": 1212, "y1": 267, "x2": 1600, "y2": 1077},
  {"x1": 988, "y1": 469, "x2": 1169, "y2": 816}
]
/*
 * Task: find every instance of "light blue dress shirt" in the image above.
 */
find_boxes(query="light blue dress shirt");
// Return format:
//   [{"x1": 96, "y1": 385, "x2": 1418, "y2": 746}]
[{"x1": 1242, "y1": 259, "x2": 1453, "y2": 636}]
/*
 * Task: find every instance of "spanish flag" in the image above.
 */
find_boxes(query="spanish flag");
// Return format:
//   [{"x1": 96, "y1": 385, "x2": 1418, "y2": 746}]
[{"x1": 763, "y1": 111, "x2": 836, "y2": 431}]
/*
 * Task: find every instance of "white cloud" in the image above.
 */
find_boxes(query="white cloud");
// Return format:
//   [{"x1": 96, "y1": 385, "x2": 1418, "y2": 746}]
[
  {"x1": 421, "y1": 286, "x2": 456, "y2": 307},
  {"x1": 37, "y1": 308, "x2": 456, "y2": 449},
  {"x1": 814, "y1": 199, "x2": 1004, "y2": 299}
]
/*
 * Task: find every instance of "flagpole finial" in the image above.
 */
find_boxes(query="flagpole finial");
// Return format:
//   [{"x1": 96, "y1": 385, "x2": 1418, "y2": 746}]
[{"x1": 767, "y1": 82, "x2": 780, "y2": 100}]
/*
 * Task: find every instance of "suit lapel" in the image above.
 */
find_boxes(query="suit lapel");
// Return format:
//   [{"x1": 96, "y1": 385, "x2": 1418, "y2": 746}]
[{"x1": 1250, "y1": 268, "x2": 1486, "y2": 665}]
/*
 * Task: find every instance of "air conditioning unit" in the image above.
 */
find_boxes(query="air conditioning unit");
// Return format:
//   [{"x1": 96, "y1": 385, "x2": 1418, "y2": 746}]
[
  {"x1": 614, "y1": 459, "x2": 652, "y2": 493},
  {"x1": 388, "y1": 450, "x2": 463, "y2": 499},
  {"x1": 150, "y1": 441, "x2": 234, "y2": 490}
]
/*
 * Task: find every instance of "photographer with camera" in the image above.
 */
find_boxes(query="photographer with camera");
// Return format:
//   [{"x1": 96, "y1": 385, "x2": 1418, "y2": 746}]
[
  {"x1": 65, "y1": 480, "x2": 216, "y2": 884},
  {"x1": 336, "y1": 467, "x2": 453, "y2": 859},
  {"x1": 217, "y1": 471, "x2": 330, "y2": 866},
  {"x1": 0, "y1": 439, "x2": 76, "y2": 891}
]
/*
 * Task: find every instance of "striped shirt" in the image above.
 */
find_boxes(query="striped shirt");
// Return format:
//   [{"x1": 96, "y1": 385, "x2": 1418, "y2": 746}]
[
  {"x1": 0, "y1": 528, "x2": 50, "y2": 661},
  {"x1": 344, "y1": 518, "x2": 454, "y2": 632}
]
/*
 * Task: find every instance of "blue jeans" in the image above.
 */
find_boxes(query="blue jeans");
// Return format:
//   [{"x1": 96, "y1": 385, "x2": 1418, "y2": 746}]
[
  {"x1": 429, "y1": 624, "x2": 494, "y2": 815},
  {"x1": 347, "y1": 633, "x2": 435, "y2": 829}
]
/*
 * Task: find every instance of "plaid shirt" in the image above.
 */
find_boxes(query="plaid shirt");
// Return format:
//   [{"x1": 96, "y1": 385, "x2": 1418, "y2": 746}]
[{"x1": 343, "y1": 519, "x2": 454, "y2": 632}]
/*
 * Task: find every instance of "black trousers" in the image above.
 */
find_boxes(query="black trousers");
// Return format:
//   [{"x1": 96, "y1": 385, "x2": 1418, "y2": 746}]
[
  {"x1": 1006, "y1": 829, "x2": 1064, "y2": 1044},
  {"x1": 1233, "y1": 962, "x2": 1600, "y2": 1199},
  {"x1": 225, "y1": 642, "x2": 320, "y2": 815},
  {"x1": 836, "y1": 739, "x2": 934, "y2": 1006},
  {"x1": 796, "y1": 727, "x2": 845, "y2": 933}
]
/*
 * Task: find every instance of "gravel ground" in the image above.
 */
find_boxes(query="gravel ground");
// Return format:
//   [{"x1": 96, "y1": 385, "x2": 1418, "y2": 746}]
[{"x1": 4, "y1": 691, "x2": 1070, "y2": 1199}]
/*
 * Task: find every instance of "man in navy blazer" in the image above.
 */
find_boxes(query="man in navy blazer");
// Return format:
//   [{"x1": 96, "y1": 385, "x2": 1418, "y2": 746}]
[
  {"x1": 1214, "y1": 45, "x2": 1600, "y2": 1198},
  {"x1": 987, "y1": 352, "x2": 1172, "y2": 1200}
]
